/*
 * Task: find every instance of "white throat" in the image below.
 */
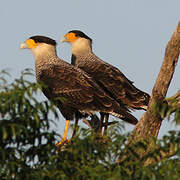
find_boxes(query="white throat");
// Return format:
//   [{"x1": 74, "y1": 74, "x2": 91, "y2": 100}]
[
  {"x1": 31, "y1": 43, "x2": 57, "y2": 60},
  {"x1": 72, "y1": 38, "x2": 92, "y2": 55}
]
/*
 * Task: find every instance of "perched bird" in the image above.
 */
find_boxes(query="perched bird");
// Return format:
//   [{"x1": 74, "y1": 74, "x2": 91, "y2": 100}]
[
  {"x1": 20, "y1": 35, "x2": 137, "y2": 145},
  {"x1": 61, "y1": 30, "x2": 150, "y2": 134}
]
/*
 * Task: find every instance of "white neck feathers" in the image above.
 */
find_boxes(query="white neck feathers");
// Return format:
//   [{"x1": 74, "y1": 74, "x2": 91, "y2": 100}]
[
  {"x1": 72, "y1": 38, "x2": 92, "y2": 55},
  {"x1": 31, "y1": 43, "x2": 57, "y2": 60}
]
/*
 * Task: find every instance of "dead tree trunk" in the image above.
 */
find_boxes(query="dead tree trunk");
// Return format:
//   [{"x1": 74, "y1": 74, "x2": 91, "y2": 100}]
[{"x1": 130, "y1": 21, "x2": 180, "y2": 144}]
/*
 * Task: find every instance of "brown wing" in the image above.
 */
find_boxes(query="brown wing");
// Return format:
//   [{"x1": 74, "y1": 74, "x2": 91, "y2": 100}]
[
  {"x1": 39, "y1": 62, "x2": 138, "y2": 125},
  {"x1": 38, "y1": 63, "x2": 116, "y2": 113},
  {"x1": 76, "y1": 53, "x2": 150, "y2": 110}
]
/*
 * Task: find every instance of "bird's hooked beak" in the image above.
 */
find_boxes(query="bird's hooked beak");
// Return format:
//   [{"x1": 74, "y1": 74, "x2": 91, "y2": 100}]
[
  {"x1": 60, "y1": 36, "x2": 68, "y2": 43},
  {"x1": 20, "y1": 42, "x2": 28, "y2": 49}
]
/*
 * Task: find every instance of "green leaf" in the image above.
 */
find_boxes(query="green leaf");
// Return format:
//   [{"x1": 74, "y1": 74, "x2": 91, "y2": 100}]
[{"x1": 2, "y1": 127, "x2": 8, "y2": 140}]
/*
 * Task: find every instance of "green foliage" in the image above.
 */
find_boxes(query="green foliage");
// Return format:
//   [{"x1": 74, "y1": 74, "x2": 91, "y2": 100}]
[
  {"x1": 0, "y1": 70, "x2": 59, "y2": 178},
  {"x1": 0, "y1": 70, "x2": 180, "y2": 179},
  {"x1": 153, "y1": 95, "x2": 180, "y2": 124}
]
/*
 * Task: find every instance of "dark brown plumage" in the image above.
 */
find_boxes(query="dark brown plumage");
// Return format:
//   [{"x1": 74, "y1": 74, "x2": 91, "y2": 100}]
[
  {"x1": 62, "y1": 30, "x2": 150, "y2": 111},
  {"x1": 61, "y1": 30, "x2": 150, "y2": 133},
  {"x1": 38, "y1": 63, "x2": 137, "y2": 122},
  {"x1": 21, "y1": 35, "x2": 138, "y2": 144},
  {"x1": 73, "y1": 52, "x2": 150, "y2": 111}
]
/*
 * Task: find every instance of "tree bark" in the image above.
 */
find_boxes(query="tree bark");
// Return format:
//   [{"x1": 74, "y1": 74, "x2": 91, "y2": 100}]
[{"x1": 130, "y1": 21, "x2": 180, "y2": 143}]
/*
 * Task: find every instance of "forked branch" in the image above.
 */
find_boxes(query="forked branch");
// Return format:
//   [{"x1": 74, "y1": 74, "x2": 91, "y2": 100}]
[{"x1": 129, "y1": 21, "x2": 180, "y2": 144}]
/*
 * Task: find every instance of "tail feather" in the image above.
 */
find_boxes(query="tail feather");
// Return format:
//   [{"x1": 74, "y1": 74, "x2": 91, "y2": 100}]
[{"x1": 110, "y1": 111, "x2": 138, "y2": 125}]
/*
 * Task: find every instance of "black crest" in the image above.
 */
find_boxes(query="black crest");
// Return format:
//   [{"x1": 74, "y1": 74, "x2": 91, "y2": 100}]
[
  {"x1": 68, "y1": 30, "x2": 92, "y2": 43},
  {"x1": 30, "y1": 36, "x2": 56, "y2": 46}
]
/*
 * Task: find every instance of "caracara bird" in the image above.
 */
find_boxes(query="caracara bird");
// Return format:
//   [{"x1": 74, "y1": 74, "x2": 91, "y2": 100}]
[
  {"x1": 61, "y1": 30, "x2": 150, "y2": 134},
  {"x1": 20, "y1": 35, "x2": 138, "y2": 145}
]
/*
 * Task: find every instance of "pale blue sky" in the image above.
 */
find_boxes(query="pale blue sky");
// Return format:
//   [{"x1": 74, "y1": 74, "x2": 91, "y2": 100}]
[{"x1": 1, "y1": 0, "x2": 180, "y2": 137}]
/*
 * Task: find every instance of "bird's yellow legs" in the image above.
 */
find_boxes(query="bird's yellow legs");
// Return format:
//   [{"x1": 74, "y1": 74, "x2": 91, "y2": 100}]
[
  {"x1": 56, "y1": 120, "x2": 70, "y2": 146},
  {"x1": 56, "y1": 114, "x2": 109, "y2": 147},
  {"x1": 56, "y1": 118, "x2": 79, "y2": 147}
]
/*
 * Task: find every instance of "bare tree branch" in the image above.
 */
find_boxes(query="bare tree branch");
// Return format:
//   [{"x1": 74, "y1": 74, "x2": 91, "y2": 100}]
[
  {"x1": 117, "y1": 22, "x2": 180, "y2": 165},
  {"x1": 129, "y1": 21, "x2": 180, "y2": 144},
  {"x1": 167, "y1": 90, "x2": 180, "y2": 112}
]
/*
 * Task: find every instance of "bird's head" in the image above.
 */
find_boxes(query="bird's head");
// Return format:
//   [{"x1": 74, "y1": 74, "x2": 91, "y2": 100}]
[
  {"x1": 61, "y1": 30, "x2": 92, "y2": 53},
  {"x1": 20, "y1": 36, "x2": 57, "y2": 56},
  {"x1": 61, "y1": 30, "x2": 92, "y2": 44}
]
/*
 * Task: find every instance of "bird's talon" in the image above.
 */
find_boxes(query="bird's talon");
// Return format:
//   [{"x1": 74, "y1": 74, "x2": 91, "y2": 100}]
[{"x1": 56, "y1": 139, "x2": 70, "y2": 147}]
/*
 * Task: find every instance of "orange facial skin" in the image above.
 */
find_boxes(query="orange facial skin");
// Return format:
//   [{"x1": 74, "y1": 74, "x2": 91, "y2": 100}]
[
  {"x1": 25, "y1": 39, "x2": 37, "y2": 49},
  {"x1": 64, "y1": 32, "x2": 79, "y2": 43}
]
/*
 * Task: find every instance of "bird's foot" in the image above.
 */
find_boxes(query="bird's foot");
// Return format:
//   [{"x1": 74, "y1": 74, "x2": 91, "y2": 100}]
[{"x1": 56, "y1": 138, "x2": 70, "y2": 147}]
